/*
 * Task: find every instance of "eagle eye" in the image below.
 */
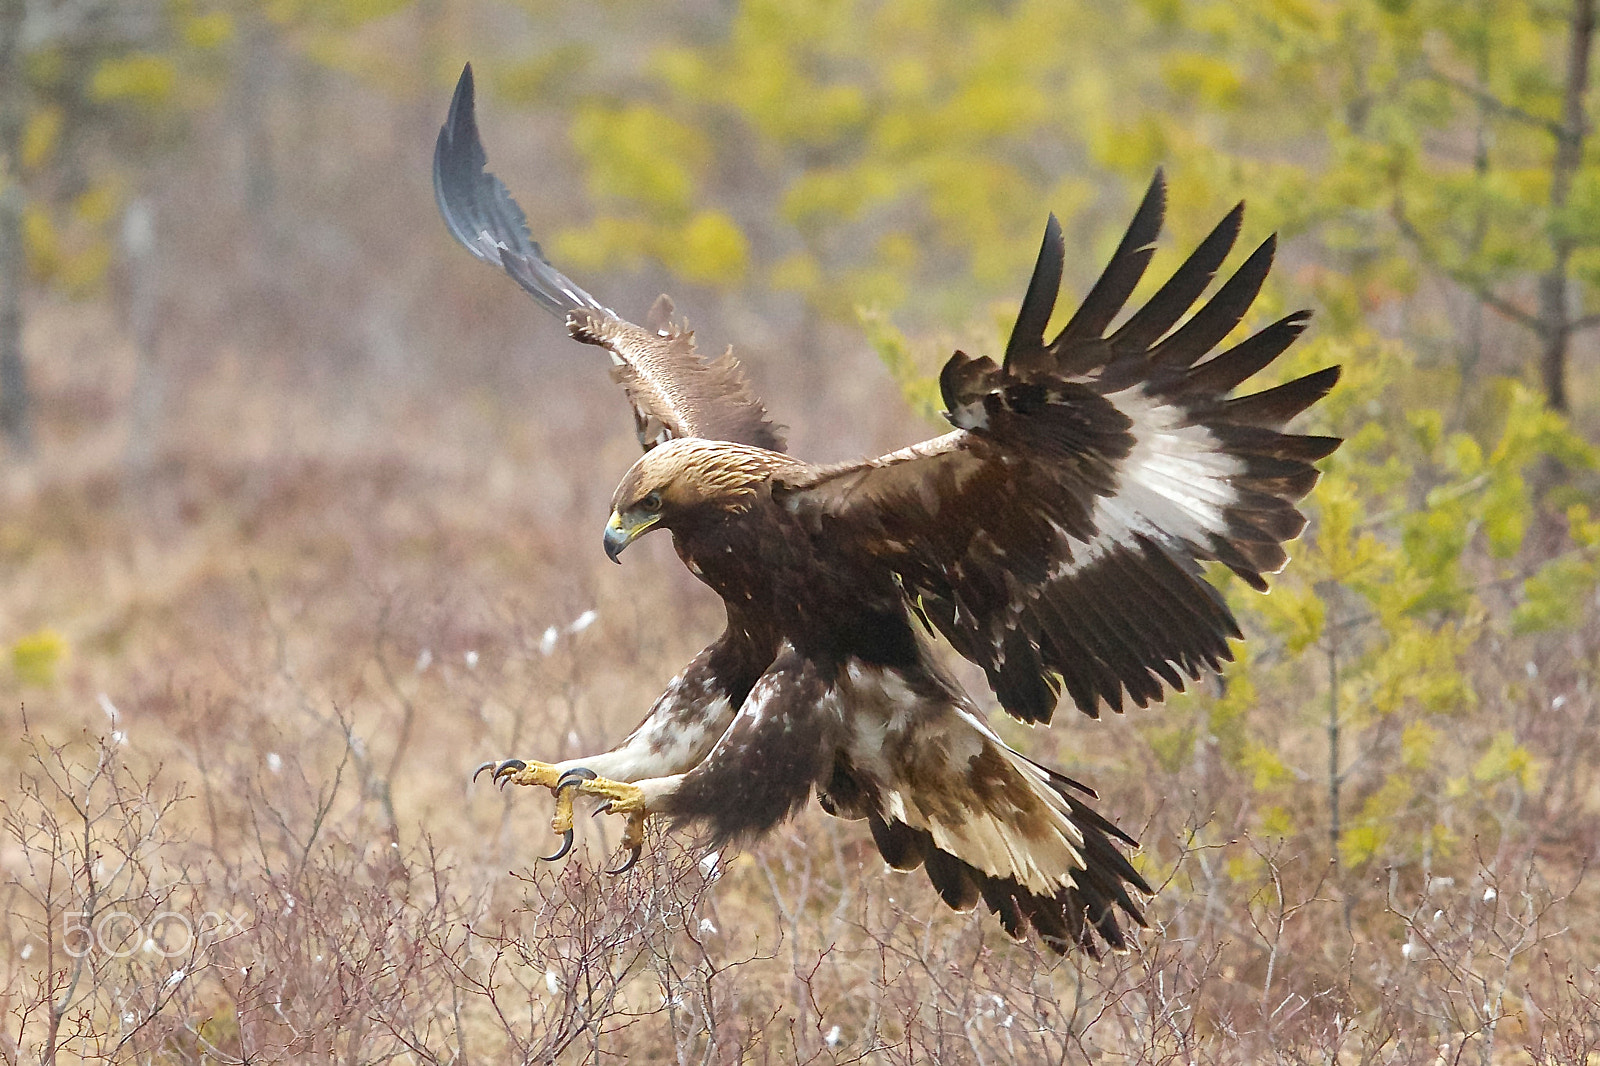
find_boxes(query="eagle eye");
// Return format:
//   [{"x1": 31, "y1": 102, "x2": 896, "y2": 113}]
[{"x1": 639, "y1": 491, "x2": 663, "y2": 513}]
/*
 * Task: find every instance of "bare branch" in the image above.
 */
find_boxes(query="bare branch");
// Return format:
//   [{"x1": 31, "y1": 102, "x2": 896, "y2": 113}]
[
  {"x1": 1420, "y1": 63, "x2": 1574, "y2": 143},
  {"x1": 1392, "y1": 198, "x2": 1546, "y2": 332}
]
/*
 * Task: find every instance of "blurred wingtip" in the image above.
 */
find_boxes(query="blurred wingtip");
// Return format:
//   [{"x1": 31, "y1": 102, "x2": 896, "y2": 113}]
[{"x1": 440, "y1": 62, "x2": 479, "y2": 159}]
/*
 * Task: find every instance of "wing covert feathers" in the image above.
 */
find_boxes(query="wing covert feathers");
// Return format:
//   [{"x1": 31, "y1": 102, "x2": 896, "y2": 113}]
[
  {"x1": 780, "y1": 172, "x2": 1341, "y2": 725},
  {"x1": 434, "y1": 65, "x2": 784, "y2": 453}
]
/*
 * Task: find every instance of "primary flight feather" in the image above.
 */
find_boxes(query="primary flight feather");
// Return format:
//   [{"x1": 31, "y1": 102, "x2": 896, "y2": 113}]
[{"x1": 437, "y1": 64, "x2": 1339, "y2": 956}]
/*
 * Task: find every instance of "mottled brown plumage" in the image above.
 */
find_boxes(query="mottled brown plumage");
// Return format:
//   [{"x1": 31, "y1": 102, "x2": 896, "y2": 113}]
[{"x1": 437, "y1": 64, "x2": 1340, "y2": 956}]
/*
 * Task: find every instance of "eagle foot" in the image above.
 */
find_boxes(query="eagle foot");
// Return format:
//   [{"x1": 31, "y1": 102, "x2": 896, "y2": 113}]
[
  {"x1": 556, "y1": 768, "x2": 649, "y2": 875},
  {"x1": 472, "y1": 759, "x2": 576, "y2": 860}
]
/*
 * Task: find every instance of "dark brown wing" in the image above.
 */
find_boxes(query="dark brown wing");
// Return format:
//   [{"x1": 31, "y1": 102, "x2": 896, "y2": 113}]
[
  {"x1": 433, "y1": 64, "x2": 784, "y2": 453},
  {"x1": 776, "y1": 172, "x2": 1340, "y2": 725}
]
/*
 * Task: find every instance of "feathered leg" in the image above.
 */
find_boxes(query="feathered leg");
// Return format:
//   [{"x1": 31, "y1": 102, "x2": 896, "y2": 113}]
[
  {"x1": 474, "y1": 634, "x2": 751, "y2": 865},
  {"x1": 565, "y1": 646, "x2": 841, "y2": 870}
]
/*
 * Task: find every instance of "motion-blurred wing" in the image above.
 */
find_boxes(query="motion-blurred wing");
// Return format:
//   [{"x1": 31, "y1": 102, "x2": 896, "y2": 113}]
[
  {"x1": 777, "y1": 173, "x2": 1340, "y2": 725},
  {"x1": 433, "y1": 64, "x2": 785, "y2": 453}
]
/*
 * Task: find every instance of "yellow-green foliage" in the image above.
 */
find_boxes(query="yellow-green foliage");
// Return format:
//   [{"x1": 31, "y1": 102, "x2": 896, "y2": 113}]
[
  {"x1": 1223, "y1": 338, "x2": 1598, "y2": 873},
  {"x1": 549, "y1": 0, "x2": 1161, "y2": 310},
  {"x1": 12, "y1": 629, "x2": 66, "y2": 688},
  {"x1": 20, "y1": 106, "x2": 62, "y2": 170},
  {"x1": 571, "y1": 103, "x2": 708, "y2": 216},
  {"x1": 179, "y1": 10, "x2": 235, "y2": 51},
  {"x1": 12, "y1": 0, "x2": 406, "y2": 304},
  {"x1": 669, "y1": 210, "x2": 750, "y2": 285},
  {"x1": 858, "y1": 310, "x2": 942, "y2": 423},
  {"x1": 1471, "y1": 730, "x2": 1541, "y2": 791},
  {"x1": 88, "y1": 54, "x2": 178, "y2": 105}
]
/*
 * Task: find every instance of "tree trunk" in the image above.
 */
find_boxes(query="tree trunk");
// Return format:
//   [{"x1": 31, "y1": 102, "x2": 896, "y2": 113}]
[
  {"x1": 122, "y1": 199, "x2": 162, "y2": 480},
  {"x1": 1538, "y1": 0, "x2": 1596, "y2": 414},
  {"x1": 0, "y1": 0, "x2": 34, "y2": 454}
]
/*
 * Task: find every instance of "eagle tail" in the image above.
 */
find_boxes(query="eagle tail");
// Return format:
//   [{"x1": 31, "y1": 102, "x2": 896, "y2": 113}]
[
  {"x1": 867, "y1": 770, "x2": 1151, "y2": 957},
  {"x1": 819, "y1": 669, "x2": 1153, "y2": 956},
  {"x1": 433, "y1": 64, "x2": 610, "y2": 320}
]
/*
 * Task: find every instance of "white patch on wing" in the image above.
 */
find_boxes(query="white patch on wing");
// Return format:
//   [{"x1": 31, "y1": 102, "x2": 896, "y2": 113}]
[
  {"x1": 1054, "y1": 384, "x2": 1243, "y2": 575},
  {"x1": 835, "y1": 661, "x2": 1087, "y2": 895}
]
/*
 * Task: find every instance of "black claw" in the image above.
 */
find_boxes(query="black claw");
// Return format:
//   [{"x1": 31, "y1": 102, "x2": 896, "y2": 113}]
[
  {"x1": 555, "y1": 767, "x2": 598, "y2": 794},
  {"x1": 475, "y1": 759, "x2": 524, "y2": 786},
  {"x1": 475, "y1": 758, "x2": 526, "y2": 788},
  {"x1": 607, "y1": 845, "x2": 642, "y2": 875},
  {"x1": 541, "y1": 829, "x2": 575, "y2": 862}
]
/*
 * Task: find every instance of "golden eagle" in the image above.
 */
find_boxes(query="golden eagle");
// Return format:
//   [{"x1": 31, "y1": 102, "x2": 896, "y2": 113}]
[{"x1": 436, "y1": 65, "x2": 1339, "y2": 955}]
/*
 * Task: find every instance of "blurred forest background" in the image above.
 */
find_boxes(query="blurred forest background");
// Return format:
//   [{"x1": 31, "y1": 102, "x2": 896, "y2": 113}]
[{"x1": 3, "y1": 0, "x2": 1600, "y2": 1062}]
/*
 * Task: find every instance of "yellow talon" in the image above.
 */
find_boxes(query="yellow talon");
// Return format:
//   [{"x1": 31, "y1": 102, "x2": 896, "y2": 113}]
[
  {"x1": 551, "y1": 781, "x2": 577, "y2": 835},
  {"x1": 472, "y1": 758, "x2": 563, "y2": 791},
  {"x1": 552, "y1": 769, "x2": 651, "y2": 873},
  {"x1": 554, "y1": 768, "x2": 643, "y2": 811},
  {"x1": 475, "y1": 760, "x2": 649, "y2": 867},
  {"x1": 472, "y1": 759, "x2": 575, "y2": 855},
  {"x1": 620, "y1": 809, "x2": 646, "y2": 850},
  {"x1": 511, "y1": 763, "x2": 579, "y2": 840},
  {"x1": 607, "y1": 810, "x2": 647, "y2": 874}
]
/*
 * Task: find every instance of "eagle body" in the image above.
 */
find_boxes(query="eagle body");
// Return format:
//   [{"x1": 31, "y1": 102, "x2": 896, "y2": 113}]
[
  {"x1": 435, "y1": 64, "x2": 1341, "y2": 955},
  {"x1": 638, "y1": 450, "x2": 922, "y2": 670}
]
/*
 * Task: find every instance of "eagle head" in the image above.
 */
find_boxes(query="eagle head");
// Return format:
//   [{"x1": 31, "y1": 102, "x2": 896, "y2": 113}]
[{"x1": 604, "y1": 438, "x2": 787, "y2": 562}]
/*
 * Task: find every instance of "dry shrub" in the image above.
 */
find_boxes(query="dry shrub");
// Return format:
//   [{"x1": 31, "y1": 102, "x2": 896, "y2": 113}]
[{"x1": 4, "y1": 700, "x2": 1596, "y2": 1064}]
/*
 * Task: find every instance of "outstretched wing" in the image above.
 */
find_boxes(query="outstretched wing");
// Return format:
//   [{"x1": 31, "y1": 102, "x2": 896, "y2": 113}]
[
  {"x1": 776, "y1": 173, "x2": 1340, "y2": 725},
  {"x1": 433, "y1": 64, "x2": 785, "y2": 453}
]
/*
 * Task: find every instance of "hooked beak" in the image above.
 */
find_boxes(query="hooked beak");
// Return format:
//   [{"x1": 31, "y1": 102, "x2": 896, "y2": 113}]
[{"x1": 603, "y1": 509, "x2": 660, "y2": 563}]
